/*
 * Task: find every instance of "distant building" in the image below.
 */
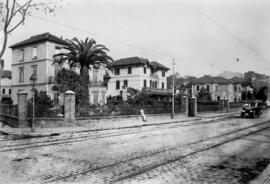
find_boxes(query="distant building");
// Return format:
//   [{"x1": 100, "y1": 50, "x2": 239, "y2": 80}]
[
  {"x1": 10, "y1": 32, "x2": 68, "y2": 104},
  {"x1": 89, "y1": 68, "x2": 107, "y2": 105},
  {"x1": 107, "y1": 57, "x2": 171, "y2": 100},
  {"x1": 0, "y1": 70, "x2": 12, "y2": 103},
  {"x1": 191, "y1": 75, "x2": 243, "y2": 102}
]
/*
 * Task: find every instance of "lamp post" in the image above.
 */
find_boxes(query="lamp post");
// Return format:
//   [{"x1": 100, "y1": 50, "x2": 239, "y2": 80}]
[
  {"x1": 171, "y1": 58, "x2": 175, "y2": 119},
  {"x1": 30, "y1": 74, "x2": 37, "y2": 132}
]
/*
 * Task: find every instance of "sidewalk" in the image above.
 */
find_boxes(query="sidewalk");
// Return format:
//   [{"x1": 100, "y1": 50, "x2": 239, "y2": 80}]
[{"x1": 0, "y1": 110, "x2": 238, "y2": 137}]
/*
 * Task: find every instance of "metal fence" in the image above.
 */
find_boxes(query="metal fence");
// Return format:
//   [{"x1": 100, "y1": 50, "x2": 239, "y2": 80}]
[
  {"x1": 0, "y1": 104, "x2": 18, "y2": 117},
  {"x1": 75, "y1": 104, "x2": 183, "y2": 117},
  {"x1": 197, "y1": 103, "x2": 223, "y2": 112}
]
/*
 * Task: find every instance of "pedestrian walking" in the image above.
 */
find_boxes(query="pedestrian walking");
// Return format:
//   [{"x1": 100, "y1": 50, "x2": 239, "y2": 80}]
[{"x1": 140, "y1": 109, "x2": 147, "y2": 122}]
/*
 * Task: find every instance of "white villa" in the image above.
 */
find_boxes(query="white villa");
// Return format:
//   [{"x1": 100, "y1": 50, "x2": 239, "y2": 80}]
[
  {"x1": 107, "y1": 57, "x2": 171, "y2": 100},
  {"x1": 191, "y1": 75, "x2": 243, "y2": 102}
]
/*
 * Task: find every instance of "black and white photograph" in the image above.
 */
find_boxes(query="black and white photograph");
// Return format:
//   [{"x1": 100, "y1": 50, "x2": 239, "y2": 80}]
[{"x1": 0, "y1": 0, "x2": 270, "y2": 183}]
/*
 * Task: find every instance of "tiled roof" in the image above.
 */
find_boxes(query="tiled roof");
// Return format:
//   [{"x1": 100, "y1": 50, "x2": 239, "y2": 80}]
[
  {"x1": 110, "y1": 57, "x2": 149, "y2": 67},
  {"x1": 191, "y1": 75, "x2": 233, "y2": 84},
  {"x1": 110, "y1": 57, "x2": 170, "y2": 71},
  {"x1": 149, "y1": 61, "x2": 170, "y2": 70},
  {"x1": 10, "y1": 32, "x2": 68, "y2": 48},
  {"x1": 1, "y1": 70, "x2": 11, "y2": 79},
  {"x1": 229, "y1": 77, "x2": 245, "y2": 84}
]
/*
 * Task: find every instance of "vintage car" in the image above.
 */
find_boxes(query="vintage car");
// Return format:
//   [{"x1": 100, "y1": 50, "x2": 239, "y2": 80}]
[{"x1": 240, "y1": 101, "x2": 263, "y2": 118}]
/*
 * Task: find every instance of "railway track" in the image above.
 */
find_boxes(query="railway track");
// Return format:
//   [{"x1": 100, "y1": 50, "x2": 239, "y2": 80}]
[
  {"x1": 26, "y1": 120, "x2": 270, "y2": 184},
  {"x1": 0, "y1": 115, "x2": 236, "y2": 152}
]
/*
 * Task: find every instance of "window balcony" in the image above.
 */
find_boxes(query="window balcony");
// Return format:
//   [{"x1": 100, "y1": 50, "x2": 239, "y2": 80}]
[
  {"x1": 90, "y1": 81, "x2": 106, "y2": 87},
  {"x1": 142, "y1": 87, "x2": 172, "y2": 94},
  {"x1": 150, "y1": 74, "x2": 158, "y2": 78}
]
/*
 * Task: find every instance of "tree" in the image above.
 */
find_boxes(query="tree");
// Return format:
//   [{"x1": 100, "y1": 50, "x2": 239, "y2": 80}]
[
  {"x1": 197, "y1": 87, "x2": 212, "y2": 102},
  {"x1": 0, "y1": 0, "x2": 61, "y2": 60},
  {"x1": 52, "y1": 68, "x2": 83, "y2": 105},
  {"x1": 255, "y1": 86, "x2": 268, "y2": 102},
  {"x1": 54, "y1": 37, "x2": 113, "y2": 108},
  {"x1": 28, "y1": 90, "x2": 54, "y2": 117},
  {"x1": 241, "y1": 91, "x2": 254, "y2": 101}
]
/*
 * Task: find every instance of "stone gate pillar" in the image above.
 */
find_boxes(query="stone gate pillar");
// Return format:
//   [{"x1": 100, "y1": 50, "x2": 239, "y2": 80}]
[
  {"x1": 188, "y1": 97, "x2": 197, "y2": 117},
  {"x1": 225, "y1": 99, "x2": 229, "y2": 113},
  {"x1": 64, "y1": 90, "x2": 75, "y2": 122},
  {"x1": 17, "y1": 91, "x2": 28, "y2": 128},
  {"x1": 181, "y1": 96, "x2": 189, "y2": 115}
]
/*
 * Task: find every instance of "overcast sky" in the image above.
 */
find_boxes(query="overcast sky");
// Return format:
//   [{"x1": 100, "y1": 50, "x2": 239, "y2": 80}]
[{"x1": 2, "y1": 0, "x2": 270, "y2": 77}]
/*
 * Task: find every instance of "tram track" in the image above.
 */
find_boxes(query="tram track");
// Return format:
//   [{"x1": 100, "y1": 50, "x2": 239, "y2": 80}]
[
  {"x1": 0, "y1": 115, "x2": 236, "y2": 152},
  {"x1": 27, "y1": 120, "x2": 270, "y2": 184}
]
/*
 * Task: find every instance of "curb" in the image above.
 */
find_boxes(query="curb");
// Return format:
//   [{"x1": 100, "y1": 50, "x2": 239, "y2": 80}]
[{"x1": 0, "y1": 112, "x2": 238, "y2": 137}]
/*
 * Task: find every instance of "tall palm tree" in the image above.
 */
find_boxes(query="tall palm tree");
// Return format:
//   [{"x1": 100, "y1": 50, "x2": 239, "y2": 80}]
[{"x1": 54, "y1": 37, "x2": 113, "y2": 107}]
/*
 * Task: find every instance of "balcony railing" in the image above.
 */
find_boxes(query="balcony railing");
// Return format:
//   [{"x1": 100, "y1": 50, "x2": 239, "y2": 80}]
[
  {"x1": 90, "y1": 81, "x2": 106, "y2": 87},
  {"x1": 150, "y1": 74, "x2": 158, "y2": 78},
  {"x1": 143, "y1": 87, "x2": 172, "y2": 93}
]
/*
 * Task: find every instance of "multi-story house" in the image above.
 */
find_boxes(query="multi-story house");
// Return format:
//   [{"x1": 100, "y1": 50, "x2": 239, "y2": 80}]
[
  {"x1": 107, "y1": 57, "x2": 170, "y2": 99},
  {"x1": 10, "y1": 32, "x2": 108, "y2": 105},
  {"x1": 89, "y1": 68, "x2": 107, "y2": 105},
  {"x1": 0, "y1": 70, "x2": 12, "y2": 103},
  {"x1": 191, "y1": 75, "x2": 243, "y2": 102},
  {"x1": 10, "y1": 32, "x2": 68, "y2": 104}
]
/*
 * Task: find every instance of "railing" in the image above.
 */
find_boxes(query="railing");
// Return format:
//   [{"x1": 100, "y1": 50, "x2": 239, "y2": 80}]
[
  {"x1": 75, "y1": 104, "x2": 182, "y2": 117},
  {"x1": 89, "y1": 81, "x2": 106, "y2": 87},
  {"x1": 150, "y1": 74, "x2": 158, "y2": 78},
  {"x1": 142, "y1": 87, "x2": 172, "y2": 93}
]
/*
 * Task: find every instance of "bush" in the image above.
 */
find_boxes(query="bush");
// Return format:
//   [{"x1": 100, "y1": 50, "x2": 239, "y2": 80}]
[{"x1": 28, "y1": 90, "x2": 56, "y2": 118}]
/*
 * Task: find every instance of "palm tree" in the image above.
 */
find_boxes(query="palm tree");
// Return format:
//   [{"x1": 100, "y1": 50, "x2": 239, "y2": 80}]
[{"x1": 53, "y1": 37, "x2": 113, "y2": 108}]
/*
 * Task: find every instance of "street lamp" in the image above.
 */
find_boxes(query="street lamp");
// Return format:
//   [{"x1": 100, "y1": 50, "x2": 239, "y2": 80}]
[
  {"x1": 171, "y1": 58, "x2": 175, "y2": 119},
  {"x1": 29, "y1": 74, "x2": 37, "y2": 132}
]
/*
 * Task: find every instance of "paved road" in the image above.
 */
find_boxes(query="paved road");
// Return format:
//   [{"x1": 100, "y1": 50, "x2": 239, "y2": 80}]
[{"x1": 0, "y1": 110, "x2": 270, "y2": 184}]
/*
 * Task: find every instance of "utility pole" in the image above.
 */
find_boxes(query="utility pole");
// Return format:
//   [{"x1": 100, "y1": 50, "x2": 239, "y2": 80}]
[{"x1": 171, "y1": 58, "x2": 175, "y2": 119}]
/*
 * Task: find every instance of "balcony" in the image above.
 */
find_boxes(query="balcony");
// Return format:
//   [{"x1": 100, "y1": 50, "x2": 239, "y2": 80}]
[
  {"x1": 90, "y1": 81, "x2": 106, "y2": 87},
  {"x1": 150, "y1": 74, "x2": 158, "y2": 78},
  {"x1": 142, "y1": 87, "x2": 172, "y2": 95}
]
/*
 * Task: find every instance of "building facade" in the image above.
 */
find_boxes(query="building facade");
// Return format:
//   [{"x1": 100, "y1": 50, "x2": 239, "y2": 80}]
[
  {"x1": 107, "y1": 57, "x2": 170, "y2": 98},
  {"x1": 191, "y1": 75, "x2": 243, "y2": 102},
  {"x1": 10, "y1": 32, "x2": 68, "y2": 104},
  {"x1": 0, "y1": 70, "x2": 12, "y2": 103}
]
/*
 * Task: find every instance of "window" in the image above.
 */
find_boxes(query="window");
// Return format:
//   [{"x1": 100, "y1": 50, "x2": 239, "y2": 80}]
[
  {"x1": 116, "y1": 80, "x2": 120, "y2": 89},
  {"x1": 115, "y1": 68, "x2": 120, "y2": 75},
  {"x1": 54, "y1": 63, "x2": 60, "y2": 77},
  {"x1": 55, "y1": 46, "x2": 61, "y2": 55},
  {"x1": 150, "y1": 80, "x2": 152, "y2": 87},
  {"x1": 151, "y1": 68, "x2": 154, "y2": 74},
  {"x1": 144, "y1": 67, "x2": 147, "y2": 74},
  {"x1": 206, "y1": 85, "x2": 210, "y2": 91},
  {"x1": 144, "y1": 80, "x2": 147, "y2": 87},
  {"x1": 123, "y1": 80, "x2": 128, "y2": 88},
  {"x1": 162, "y1": 71, "x2": 165, "y2": 77},
  {"x1": 19, "y1": 49, "x2": 24, "y2": 61},
  {"x1": 196, "y1": 85, "x2": 200, "y2": 91},
  {"x1": 234, "y1": 85, "x2": 237, "y2": 92},
  {"x1": 19, "y1": 67, "x2": 24, "y2": 82},
  {"x1": 162, "y1": 82, "x2": 164, "y2": 89},
  {"x1": 215, "y1": 85, "x2": 218, "y2": 91},
  {"x1": 31, "y1": 65, "x2": 37, "y2": 77},
  {"x1": 2, "y1": 89, "x2": 5, "y2": 94},
  {"x1": 9, "y1": 89, "x2": 11, "y2": 95},
  {"x1": 128, "y1": 67, "x2": 132, "y2": 74},
  {"x1": 154, "y1": 81, "x2": 157, "y2": 88},
  {"x1": 32, "y1": 46, "x2": 37, "y2": 59}
]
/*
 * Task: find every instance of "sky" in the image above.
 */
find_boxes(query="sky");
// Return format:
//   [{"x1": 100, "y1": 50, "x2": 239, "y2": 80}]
[{"x1": 1, "y1": 0, "x2": 270, "y2": 77}]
